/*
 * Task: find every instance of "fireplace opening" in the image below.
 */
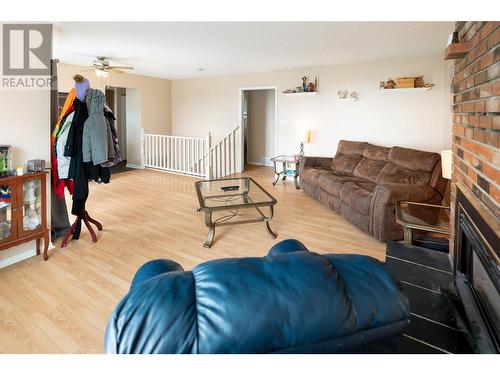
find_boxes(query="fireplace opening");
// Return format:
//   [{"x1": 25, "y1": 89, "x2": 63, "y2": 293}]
[
  {"x1": 455, "y1": 185, "x2": 500, "y2": 353},
  {"x1": 472, "y1": 251, "x2": 500, "y2": 344}
]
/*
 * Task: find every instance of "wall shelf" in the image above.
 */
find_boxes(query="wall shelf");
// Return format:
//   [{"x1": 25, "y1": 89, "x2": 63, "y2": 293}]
[
  {"x1": 444, "y1": 42, "x2": 471, "y2": 60},
  {"x1": 283, "y1": 91, "x2": 318, "y2": 96},
  {"x1": 380, "y1": 87, "x2": 432, "y2": 93}
]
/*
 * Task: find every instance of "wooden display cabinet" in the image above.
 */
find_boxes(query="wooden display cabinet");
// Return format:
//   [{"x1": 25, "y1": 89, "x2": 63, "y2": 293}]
[{"x1": 0, "y1": 171, "x2": 49, "y2": 260}]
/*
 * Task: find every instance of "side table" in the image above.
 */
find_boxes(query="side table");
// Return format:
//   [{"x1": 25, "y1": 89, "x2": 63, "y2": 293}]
[
  {"x1": 395, "y1": 201, "x2": 450, "y2": 246},
  {"x1": 270, "y1": 155, "x2": 301, "y2": 189}
]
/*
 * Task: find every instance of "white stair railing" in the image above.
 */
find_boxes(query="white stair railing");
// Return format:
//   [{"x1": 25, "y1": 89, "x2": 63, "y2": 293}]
[
  {"x1": 206, "y1": 126, "x2": 239, "y2": 180},
  {"x1": 141, "y1": 126, "x2": 239, "y2": 180},
  {"x1": 142, "y1": 129, "x2": 209, "y2": 178}
]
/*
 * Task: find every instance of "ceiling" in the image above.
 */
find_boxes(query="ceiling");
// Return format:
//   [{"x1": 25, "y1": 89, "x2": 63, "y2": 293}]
[{"x1": 53, "y1": 22, "x2": 454, "y2": 80}]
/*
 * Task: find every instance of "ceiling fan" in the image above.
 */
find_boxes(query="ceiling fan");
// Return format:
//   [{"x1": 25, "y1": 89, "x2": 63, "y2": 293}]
[{"x1": 85, "y1": 56, "x2": 134, "y2": 76}]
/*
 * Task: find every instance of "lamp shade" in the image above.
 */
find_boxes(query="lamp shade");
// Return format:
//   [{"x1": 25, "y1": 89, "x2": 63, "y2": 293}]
[
  {"x1": 305, "y1": 130, "x2": 311, "y2": 143},
  {"x1": 441, "y1": 150, "x2": 452, "y2": 179}
]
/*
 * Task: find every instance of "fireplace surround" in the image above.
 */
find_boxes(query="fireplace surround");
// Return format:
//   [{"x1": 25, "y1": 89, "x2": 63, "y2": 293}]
[{"x1": 454, "y1": 181, "x2": 500, "y2": 353}]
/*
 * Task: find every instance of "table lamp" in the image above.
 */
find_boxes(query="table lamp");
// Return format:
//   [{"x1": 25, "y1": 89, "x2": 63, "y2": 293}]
[
  {"x1": 441, "y1": 150, "x2": 452, "y2": 179},
  {"x1": 299, "y1": 130, "x2": 311, "y2": 157},
  {"x1": 441, "y1": 150, "x2": 452, "y2": 206}
]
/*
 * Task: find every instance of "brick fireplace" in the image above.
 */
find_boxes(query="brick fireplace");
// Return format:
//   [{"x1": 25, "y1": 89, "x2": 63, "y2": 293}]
[
  {"x1": 450, "y1": 21, "x2": 499, "y2": 353},
  {"x1": 451, "y1": 21, "x2": 499, "y2": 233}
]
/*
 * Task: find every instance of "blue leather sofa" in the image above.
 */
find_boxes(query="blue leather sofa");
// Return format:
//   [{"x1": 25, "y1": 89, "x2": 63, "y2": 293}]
[{"x1": 105, "y1": 239, "x2": 410, "y2": 353}]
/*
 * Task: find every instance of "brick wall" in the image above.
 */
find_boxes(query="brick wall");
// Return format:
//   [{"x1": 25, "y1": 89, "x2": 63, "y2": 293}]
[{"x1": 450, "y1": 21, "x2": 499, "y2": 254}]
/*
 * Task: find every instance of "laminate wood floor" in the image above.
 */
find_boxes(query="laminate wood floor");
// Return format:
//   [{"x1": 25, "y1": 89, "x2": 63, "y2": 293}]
[{"x1": 0, "y1": 165, "x2": 385, "y2": 353}]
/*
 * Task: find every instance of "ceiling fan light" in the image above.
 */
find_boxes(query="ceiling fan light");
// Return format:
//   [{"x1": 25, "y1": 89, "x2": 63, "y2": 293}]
[{"x1": 95, "y1": 70, "x2": 109, "y2": 79}]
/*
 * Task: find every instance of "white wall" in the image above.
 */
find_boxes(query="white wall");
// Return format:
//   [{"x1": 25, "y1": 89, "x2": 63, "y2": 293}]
[
  {"x1": 247, "y1": 89, "x2": 275, "y2": 166},
  {"x1": 172, "y1": 54, "x2": 452, "y2": 170},
  {"x1": 116, "y1": 88, "x2": 127, "y2": 160},
  {"x1": 0, "y1": 23, "x2": 51, "y2": 267},
  {"x1": 125, "y1": 89, "x2": 142, "y2": 167}
]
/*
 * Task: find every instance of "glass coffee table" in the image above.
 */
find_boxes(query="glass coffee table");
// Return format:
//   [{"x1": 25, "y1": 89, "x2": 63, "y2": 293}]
[
  {"x1": 396, "y1": 201, "x2": 451, "y2": 246},
  {"x1": 195, "y1": 177, "x2": 278, "y2": 248}
]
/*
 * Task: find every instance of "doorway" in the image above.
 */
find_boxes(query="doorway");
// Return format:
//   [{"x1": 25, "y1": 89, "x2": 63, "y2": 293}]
[
  {"x1": 240, "y1": 87, "x2": 277, "y2": 172},
  {"x1": 105, "y1": 86, "x2": 129, "y2": 173}
]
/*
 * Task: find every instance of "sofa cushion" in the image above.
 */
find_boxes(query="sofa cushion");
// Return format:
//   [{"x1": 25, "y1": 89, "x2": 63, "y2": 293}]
[
  {"x1": 352, "y1": 158, "x2": 387, "y2": 182},
  {"x1": 374, "y1": 146, "x2": 440, "y2": 185},
  {"x1": 375, "y1": 163, "x2": 434, "y2": 185},
  {"x1": 338, "y1": 140, "x2": 367, "y2": 155},
  {"x1": 301, "y1": 167, "x2": 331, "y2": 185},
  {"x1": 331, "y1": 154, "x2": 362, "y2": 174},
  {"x1": 388, "y1": 146, "x2": 440, "y2": 172},
  {"x1": 363, "y1": 143, "x2": 391, "y2": 161},
  {"x1": 331, "y1": 140, "x2": 366, "y2": 174},
  {"x1": 351, "y1": 144, "x2": 390, "y2": 182},
  {"x1": 339, "y1": 180, "x2": 376, "y2": 216},
  {"x1": 318, "y1": 172, "x2": 367, "y2": 198}
]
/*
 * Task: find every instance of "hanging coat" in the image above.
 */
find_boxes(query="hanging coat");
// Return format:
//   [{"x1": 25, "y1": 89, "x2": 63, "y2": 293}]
[
  {"x1": 51, "y1": 89, "x2": 76, "y2": 198},
  {"x1": 56, "y1": 111, "x2": 74, "y2": 179},
  {"x1": 65, "y1": 98, "x2": 90, "y2": 214},
  {"x1": 101, "y1": 108, "x2": 122, "y2": 168},
  {"x1": 83, "y1": 89, "x2": 115, "y2": 165}
]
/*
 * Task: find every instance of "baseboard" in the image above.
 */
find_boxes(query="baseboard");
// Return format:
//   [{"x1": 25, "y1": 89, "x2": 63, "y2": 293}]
[
  {"x1": 126, "y1": 163, "x2": 144, "y2": 169},
  {"x1": 0, "y1": 242, "x2": 56, "y2": 269},
  {"x1": 247, "y1": 161, "x2": 273, "y2": 168}
]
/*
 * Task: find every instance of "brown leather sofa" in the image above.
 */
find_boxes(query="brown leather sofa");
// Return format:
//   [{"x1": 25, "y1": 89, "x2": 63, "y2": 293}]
[{"x1": 299, "y1": 140, "x2": 447, "y2": 242}]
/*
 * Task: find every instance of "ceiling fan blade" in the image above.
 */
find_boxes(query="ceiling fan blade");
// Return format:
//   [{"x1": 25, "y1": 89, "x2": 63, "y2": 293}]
[
  {"x1": 109, "y1": 69, "x2": 126, "y2": 74},
  {"x1": 108, "y1": 66, "x2": 134, "y2": 70}
]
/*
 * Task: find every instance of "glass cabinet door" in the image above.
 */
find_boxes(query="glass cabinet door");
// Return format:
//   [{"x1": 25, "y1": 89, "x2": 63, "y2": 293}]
[
  {"x1": 0, "y1": 181, "x2": 16, "y2": 243},
  {"x1": 22, "y1": 177, "x2": 42, "y2": 234}
]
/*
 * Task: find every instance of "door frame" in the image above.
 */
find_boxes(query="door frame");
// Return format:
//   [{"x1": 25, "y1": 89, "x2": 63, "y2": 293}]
[{"x1": 238, "y1": 86, "x2": 278, "y2": 173}]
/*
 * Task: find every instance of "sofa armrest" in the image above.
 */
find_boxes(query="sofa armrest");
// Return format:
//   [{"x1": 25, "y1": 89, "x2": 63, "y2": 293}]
[
  {"x1": 299, "y1": 156, "x2": 333, "y2": 174},
  {"x1": 374, "y1": 183, "x2": 441, "y2": 204},
  {"x1": 370, "y1": 184, "x2": 442, "y2": 241},
  {"x1": 130, "y1": 259, "x2": 184, "y2": 292}
]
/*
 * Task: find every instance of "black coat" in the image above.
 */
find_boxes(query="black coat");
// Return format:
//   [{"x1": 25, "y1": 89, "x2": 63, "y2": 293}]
[{"x1": 64, "y1": 98, "x2": 111, "y2": 216}]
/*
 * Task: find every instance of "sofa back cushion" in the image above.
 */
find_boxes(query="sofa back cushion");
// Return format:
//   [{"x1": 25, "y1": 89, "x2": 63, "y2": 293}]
[
  {"x1": 331, "y1": 140, "x2": 366, "y2": 174},
  {"x1": 375, "y1": 146, "x2": 441, "y2": 185},
  {"x1": 352, "y1": 144, "x2": 391, "y2": 182}
]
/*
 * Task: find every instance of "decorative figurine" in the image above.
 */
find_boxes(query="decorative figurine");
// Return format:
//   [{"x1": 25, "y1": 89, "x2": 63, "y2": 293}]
[
  {"x1": 23, "y1": 208, "x2": 40, "y2": 230},
  {"x1": 307, "y1": 82, "x2": 315, "y2": 92},
  {"x1": 350, "y1": 91, "x2": 359, "y2": 101},
  {"x1": 302, "y1": 76, "x2": 307, "y2": 91},
  {"x1": 414, "y1": 76, "x2": 424, "y2": 88},
  {"x1": 385, "y1": 79, "x2": 396, "y2": 89},
  {"x1": 24, "y1": 181, "x2": 37, "y2": 202},
  {"x1": 0, "y1": 145, "x2": 12, "y2": 176},
  {"x1": 337, "y1": 90, "x2": 348, "y2": 99}
]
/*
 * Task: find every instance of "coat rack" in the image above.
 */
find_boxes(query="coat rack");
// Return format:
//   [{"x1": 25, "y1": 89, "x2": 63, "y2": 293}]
[
  {"x1": 61, "y1": 204, "x2": 102, "y2": 247},
  {"x1": 53, "y1": 74, "x2": 105, "y2": 248}
]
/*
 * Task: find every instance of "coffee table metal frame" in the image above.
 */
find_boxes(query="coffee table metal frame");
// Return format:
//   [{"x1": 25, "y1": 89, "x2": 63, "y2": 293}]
[{"x1": 195, "y1": 177, "x2": 278, "y2": 248}]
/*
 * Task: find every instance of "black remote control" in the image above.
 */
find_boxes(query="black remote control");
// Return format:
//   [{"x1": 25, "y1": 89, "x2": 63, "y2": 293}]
[{"x1": 221, "y1": 185, "x2": 240, "y2": 191}]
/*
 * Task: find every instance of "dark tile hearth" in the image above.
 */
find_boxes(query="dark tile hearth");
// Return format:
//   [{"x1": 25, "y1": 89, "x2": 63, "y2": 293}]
[{"x1": 348, "y1": 241, "x2": 475, "y2": 354}]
